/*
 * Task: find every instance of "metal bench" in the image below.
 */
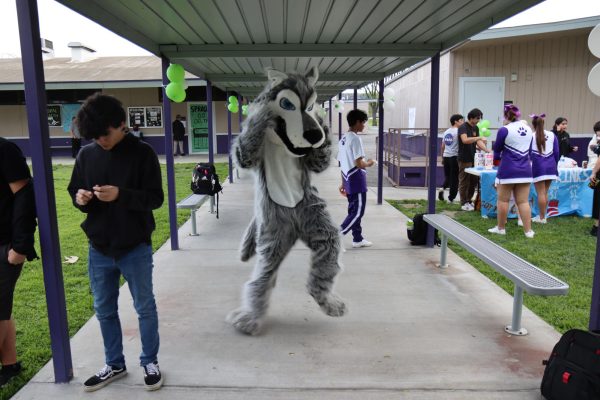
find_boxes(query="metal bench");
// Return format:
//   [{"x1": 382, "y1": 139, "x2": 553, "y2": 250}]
[
  {"x1": 176, "y1": 194, "x2": 215, "y2": 236},
  {"x1": 423, "y1": 213, "x2": 569, "y2": 336}
]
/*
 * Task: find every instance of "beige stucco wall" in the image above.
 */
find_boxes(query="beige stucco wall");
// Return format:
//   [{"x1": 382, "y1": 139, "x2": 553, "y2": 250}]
[
  {"x1": 383, "y1": 52, "x2": 452, "y2": 132},
  {"x1": 451, "y1": 29, "x2": 600, "y2": 135},
  {"x1": 0, "y1": 88, "x2": 243, "y2": 139}
]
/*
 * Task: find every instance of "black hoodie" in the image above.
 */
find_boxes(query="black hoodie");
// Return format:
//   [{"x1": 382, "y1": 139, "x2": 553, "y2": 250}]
[{"x1": 68, "y1": 134, "x2": 163, "y2": 258}]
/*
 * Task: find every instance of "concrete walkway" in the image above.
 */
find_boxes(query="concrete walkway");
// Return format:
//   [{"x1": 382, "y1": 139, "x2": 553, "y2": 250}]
[{"x1": 14, "y1": 158, "x2": 558, "y2": 399}]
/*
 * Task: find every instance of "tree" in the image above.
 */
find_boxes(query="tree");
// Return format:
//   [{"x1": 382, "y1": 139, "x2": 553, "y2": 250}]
[{"x1": 363, "y1": 81, "x2": 379, "y2": 127}]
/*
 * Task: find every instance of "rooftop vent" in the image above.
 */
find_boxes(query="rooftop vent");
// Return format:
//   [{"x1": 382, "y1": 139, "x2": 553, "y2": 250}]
[{"x1": 68, "y1": 42, "x2": 96, "y2": 62}]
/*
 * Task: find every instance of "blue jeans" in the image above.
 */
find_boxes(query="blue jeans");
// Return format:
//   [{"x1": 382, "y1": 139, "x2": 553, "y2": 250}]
[{"x1": 88, "y1": 244, "x2": 159, "y2": 367}]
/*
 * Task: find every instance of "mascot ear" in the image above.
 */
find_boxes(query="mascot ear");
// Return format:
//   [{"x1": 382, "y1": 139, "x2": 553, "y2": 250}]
[
  {"x1": 305, "y1": 66, "x2": 319, "y2": 87},
  {"x1": 267, "y1": 68, "x2": 287, "y2": 87}
]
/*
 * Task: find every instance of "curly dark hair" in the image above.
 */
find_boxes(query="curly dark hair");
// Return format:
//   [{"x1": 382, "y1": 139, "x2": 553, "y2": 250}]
[
  {"x1": 346, "y1": 109, "x2": 368, "y2": 127},
  {"x1": 76, "y1": 93, "x2": 126, "y2": 140}
]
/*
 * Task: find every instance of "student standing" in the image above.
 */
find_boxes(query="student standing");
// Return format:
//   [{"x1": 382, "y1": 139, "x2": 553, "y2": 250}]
[
  {"x1": 439, "y1": 114, "x2": 464, "y2": 203},
  {"x1": 338, "y1": 109, "x2": 375, "y2": 248},
  {"x1": 457, "y1": 108, "x2": 489, "y2": 211},
  {"x1": 0, "y1": 138, "x2": 37, "y2": 387},
  {"x1": 68, "y1": 94, "x2": 164, "y2": 392}
]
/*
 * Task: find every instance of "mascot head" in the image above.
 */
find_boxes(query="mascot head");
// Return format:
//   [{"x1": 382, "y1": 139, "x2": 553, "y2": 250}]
[{"x1": 255, "y1": 67, "x2": 325, "y2": 157}]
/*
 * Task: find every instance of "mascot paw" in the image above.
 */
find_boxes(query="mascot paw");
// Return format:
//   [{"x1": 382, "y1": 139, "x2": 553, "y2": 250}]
[
  {"x1": 318, "y1": 294, "x2": 347, "y2": 317},
  {"x1": 226, "y1": 308, "x2": 263, "y2": 335}
]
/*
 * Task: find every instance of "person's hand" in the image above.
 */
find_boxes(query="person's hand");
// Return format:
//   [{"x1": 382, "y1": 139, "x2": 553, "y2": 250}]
[
  {"x1": 7, "y1": 249, "x2": 26, "y2": 265},
  {"x1": 366, "y1": 159, "x2": 376, "y2": 167},
  {"x1": 573, "y1": 146, "x2": 579, "y2": 152},
  {"x1": 93, "y1": 185, "x2": 119, "y2": 202},
  {"x1": 339, "y1": 185, "x2": 347, "y2": 197},
  {"x1": 591, "y1": 174, "x2": 598, "y2": 185},
  {"x1": 76, "y1": 189, "x2": 94, "y2": 206}
]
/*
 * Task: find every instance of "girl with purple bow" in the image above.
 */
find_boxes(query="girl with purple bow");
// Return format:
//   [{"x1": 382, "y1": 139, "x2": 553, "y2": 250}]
[
  {"x1": 488, "y1": 104, "x2": 535, "y2": 238},
  {"x1": 530, "y1": 113, "x2": 559, "y2": 223}
]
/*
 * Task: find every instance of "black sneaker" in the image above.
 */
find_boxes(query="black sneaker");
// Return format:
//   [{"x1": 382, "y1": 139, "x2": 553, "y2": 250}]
[
  {"x1": 0, "y1": 362, "x2": 22, "y2": 387},
  {"x1": 592, "y1": 225, "x2": 598, "y2": 237},
  {"x1": 142, "y1": 361, "x2": 163, "y2": 391},
  {"x1": 83, "y1": 364, "x2": 127, "y2": 392},
  {"x1": 438, "y1": 190, "x2": 444, "y2": 201}
]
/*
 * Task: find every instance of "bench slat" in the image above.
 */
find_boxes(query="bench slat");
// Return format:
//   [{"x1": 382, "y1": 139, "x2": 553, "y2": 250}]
[
  {"x1": 423, "y1": 214, "x2": 569, "y2": 296},
  {"x1": 177, "y1": 193, "x2": 210, "y2": 209}
]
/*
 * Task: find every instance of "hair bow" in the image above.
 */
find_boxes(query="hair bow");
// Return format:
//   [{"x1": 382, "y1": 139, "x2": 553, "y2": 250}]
[
  {"x1": 528, "y1": 113, "x2": 546, "y2": 119},
  {"x1": 504, "y1": 104, "x2": 521, "y2": 118}
]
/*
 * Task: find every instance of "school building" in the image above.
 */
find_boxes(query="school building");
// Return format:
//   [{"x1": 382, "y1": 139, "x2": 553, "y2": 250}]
[{"x1": 0, "y1": 43, "x2": 243, "y2": 157}]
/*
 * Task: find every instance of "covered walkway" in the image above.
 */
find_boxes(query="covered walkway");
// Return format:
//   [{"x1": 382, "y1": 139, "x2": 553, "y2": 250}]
[{"x1": 15, "y1": 158, "x2": 559, "y2": 399}]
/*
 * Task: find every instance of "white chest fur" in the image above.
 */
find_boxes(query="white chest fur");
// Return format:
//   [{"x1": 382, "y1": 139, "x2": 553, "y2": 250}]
[{"x1": 263, "y1": 140, "x2": 304, "y2": 208}]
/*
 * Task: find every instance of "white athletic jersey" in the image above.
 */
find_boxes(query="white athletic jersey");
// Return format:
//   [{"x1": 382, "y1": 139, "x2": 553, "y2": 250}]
[{"x1": 337, "y1": 131, "x2": 365, "y2": 174}]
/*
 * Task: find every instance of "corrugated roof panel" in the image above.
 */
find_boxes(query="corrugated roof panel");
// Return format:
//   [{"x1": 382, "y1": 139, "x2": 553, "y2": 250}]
[
  {"x1": 237, "y1": 0, "x2": 269, "y2": 44},
  {"x1": 216, "y1": 0, "x2": 253, "y2": 44},
  {"x1": 350, "y1": 0, "x2": 410, "y2": 44},
  {"x1": 333, "y1": 0, "x2": 378, "y2": 43},
  {"x1": 398, "y1": 0, "x2": 473, "y2": 43},
  {"x1": 318, "y1": 0, "x2": 357, "y2": 43},
  {"x1": 261, "y1": 0, "x2": 285, "y2": 43},
  {"x1": 365, "y1": 1, "x2": 437, "y2": 44},
  {"x1": 195, "y1": 1, "x2": 237, "y2": 43},
  {"x1": 302, "y1": 1, "x2": 333, "y2": 44},
  {"x1": 163, "y1": 0, "x2": 220, "y2": 43},
  {"x1": 284, "y1": 0, "x2": 308, "y2": 44}
]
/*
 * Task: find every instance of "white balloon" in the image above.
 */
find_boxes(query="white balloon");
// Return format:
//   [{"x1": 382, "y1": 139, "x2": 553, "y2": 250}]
[
  {"x1": 383, "y1": 87, "x2": 395, "y2": 99},
  {"x1": 588, "y1": 63, "x2": 600, "y2": 96},
  {"x1": 382, "y1": 99, "x2": 395, "y2": 113},
  {"x1": 589, "y1": 24, "x2": 600, "y2": 58},
  {"x1": 336, "y1": 100, "x2": 345, "y2": 113}
]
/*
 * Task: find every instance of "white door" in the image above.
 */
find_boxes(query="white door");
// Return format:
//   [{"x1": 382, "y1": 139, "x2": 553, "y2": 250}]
[{"x1": 458, "y1": 77, "x2": 505, "y2": 128}]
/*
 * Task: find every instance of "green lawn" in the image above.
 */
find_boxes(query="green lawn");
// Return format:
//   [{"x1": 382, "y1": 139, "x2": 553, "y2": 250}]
[
  {"x1": 388, "y1": 199, "x2": 597, "y2": 334},
  {"x1": 2, "y1": 162, "x2": 227, "y2": 399}
]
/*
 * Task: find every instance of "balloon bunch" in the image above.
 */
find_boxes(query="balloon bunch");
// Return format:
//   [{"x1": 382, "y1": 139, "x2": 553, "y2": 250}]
[
  {"x1": 165, "y1": 64, "x2": 186, "y2": 103},
  {"x1": 477, "y1": 119, "x2": 491, "y2": 137},
  {"x1": 333, "y1": 99, "x2": 345, "y2": 114},
  {"x1": 227, "y1": 96, "x2": 239, "y2": 113},
  {"x1": 382, "y1": 88, "x2": 396, "y2": 113},
  {"x1": 588, "y1": 24, "x2": 600, "y2": 96},
  {"x1": 316, "y1": 104, "x2": 327, "y2": 119},
  {"x1": 242, "y1": 104, "x2": 249, "y2": 116}
]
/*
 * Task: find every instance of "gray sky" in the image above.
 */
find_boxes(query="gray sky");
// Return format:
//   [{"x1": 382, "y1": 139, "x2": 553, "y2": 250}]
[{"x1": 1, "y1": 0, "x2": 600, "y2": 58}]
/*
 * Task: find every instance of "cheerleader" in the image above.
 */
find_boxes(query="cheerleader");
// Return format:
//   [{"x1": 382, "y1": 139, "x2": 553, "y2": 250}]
[{"x1": 488, "y1": 104, "x2": 535, "y2": 238}]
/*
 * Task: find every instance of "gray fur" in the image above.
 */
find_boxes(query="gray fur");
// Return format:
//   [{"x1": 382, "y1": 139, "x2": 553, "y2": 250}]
[{"x1": 227, "y1": 68, "x2": 345, "y2": 335}]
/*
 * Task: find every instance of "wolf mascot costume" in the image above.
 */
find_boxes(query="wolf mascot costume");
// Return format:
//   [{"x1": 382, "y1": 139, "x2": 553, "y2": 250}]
[{"x1": 227, "y1": 67, "x2": 346, "y2": 335}]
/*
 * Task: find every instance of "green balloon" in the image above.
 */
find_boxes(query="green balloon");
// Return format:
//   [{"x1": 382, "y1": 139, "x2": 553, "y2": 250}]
[
  {"x1": 227, "y1": 103, "x2": 239, "y2": 113},
  {"x1": 166, "y1": 82, "x2": 185, "y2": 102},
  {"x1": 481, "y1": 128, "x2": 491, "y2": 137},
  {"x1": 166, "y1": 64, "x2": 185, "y2": 83},
  {"x1": 228, "y1": 96, "x2": 238, "y2": 105},
  {"x1": 480, "y1": 119, "x2": 491, "y2": 129},
  {"x1": 242, "y1": 104, "x2": 249, "y2": 115}
]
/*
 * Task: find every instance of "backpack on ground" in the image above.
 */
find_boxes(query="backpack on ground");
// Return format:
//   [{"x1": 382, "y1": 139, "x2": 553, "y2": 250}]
[
  {"x1": 406, "y1": 213, "x2": 440, "y2": 246},
  {"x1": 541, "y1": 329, "x2": 600, "y2": 399},
  {"x1": 191, "y1": 163, "x2": 222, "y2": 218}
]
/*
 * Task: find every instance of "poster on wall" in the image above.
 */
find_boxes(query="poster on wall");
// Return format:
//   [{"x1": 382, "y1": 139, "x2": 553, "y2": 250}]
[
  {"x1": 145, "y1": 106, "x2": 162, "y2": 127},
  {"x1": 128, "y1": 107, "x2": 145, "y2": 127},
  {"x1": 62, "y1": 104, "x2": 81, "y2": 133},
  {"x1": 47, "y1": 105, "x2": 62, "y2": 126},
  {"x1": 188, "y1": 102, "x2": 209, "y2": 153}
]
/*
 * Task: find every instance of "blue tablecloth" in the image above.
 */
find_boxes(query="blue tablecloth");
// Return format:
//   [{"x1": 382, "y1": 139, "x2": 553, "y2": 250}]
[{"x1": 476, "y1": 168, "x2": 594, "y2": 218}]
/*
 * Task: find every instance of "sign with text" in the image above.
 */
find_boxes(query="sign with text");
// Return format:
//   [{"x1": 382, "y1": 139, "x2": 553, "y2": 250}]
[
  {"x1": 188, "y1": 102, "x2": 209, "y2": 153},
  {"x1": 47, "y1": 105, "x2": 62, "y2": 127}
]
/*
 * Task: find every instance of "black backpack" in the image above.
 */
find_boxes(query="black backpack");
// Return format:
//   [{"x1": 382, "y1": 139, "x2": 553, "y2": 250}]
[
  {"x1": 541, "y1": 329, "x2": 600, "y2": 399},
  {"x1": 191, "y1": 163, "x2": 222, "y2": 218},
  {"x1": 407, "y1": 213, "x2": 440, "y2": 246}
]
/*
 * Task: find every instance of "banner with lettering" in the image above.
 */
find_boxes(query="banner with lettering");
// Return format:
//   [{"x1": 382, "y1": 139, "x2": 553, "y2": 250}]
[{"x1": 479, "y1": 168, "x2": 594, "y2": 219}]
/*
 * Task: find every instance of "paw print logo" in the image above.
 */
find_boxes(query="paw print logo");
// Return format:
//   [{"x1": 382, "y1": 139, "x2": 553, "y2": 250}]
[{"x1": 518, "y1": 127, "x2": 527, "y2": 136}]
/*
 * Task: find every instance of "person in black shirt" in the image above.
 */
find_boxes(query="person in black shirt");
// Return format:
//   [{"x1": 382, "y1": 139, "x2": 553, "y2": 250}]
[
  {"x1": 0, "y1": 138, "x2": 37, "y2": 386},
  {"x1": 457, "y1": 108, "x2": 489, "y2": 210},
  {"x1": 172, "y1": 114, "x2": 185, "y2": 156},
  {"x1": 552, "y1": 117, "x2": 578, "y2": 158},
  {"x1": 68, "y1": 93, "x2": 164, "y2": 392}
]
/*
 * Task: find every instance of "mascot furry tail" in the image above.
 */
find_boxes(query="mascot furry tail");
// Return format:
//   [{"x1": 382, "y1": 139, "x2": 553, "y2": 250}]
[{"x1": 227, "y1": 67, "x2": 346, "y2": 335}]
